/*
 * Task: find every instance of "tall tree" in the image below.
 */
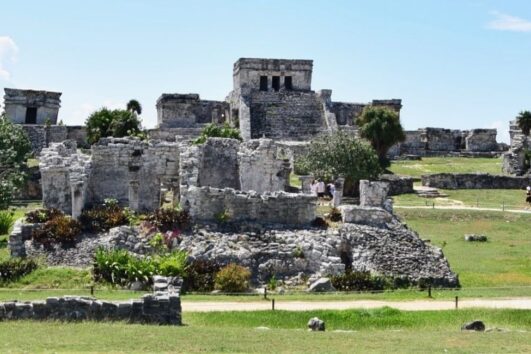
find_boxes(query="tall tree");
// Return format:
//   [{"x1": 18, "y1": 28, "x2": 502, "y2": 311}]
[
  {"x1": 356, "y1": 106, "x2": 405, "y2": 167},
  {"x1": 126, "y1": 99, "x2": 142, "y2": 115},
  {"x1": 516, "y1": 110, "x2": 531, "y2": 137}
]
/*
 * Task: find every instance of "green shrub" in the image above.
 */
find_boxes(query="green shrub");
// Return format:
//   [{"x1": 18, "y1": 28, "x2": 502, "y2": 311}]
[
  {"x1": 31, "y1": 215, "x2": 81, "y2": 246},
  {"x1": 327, "y1": 207, "x2": 342, "y2": 222},
  {"x1": 0, "y1": 258, "x2": 38, "y2": 282},
  {"x1": 293, "y1": 245, "x2": 305, "y2": 259},
  {"x1": 311, "y1": 217, "x2": 328, "y2": 228},
  {"x1": 214, "y1": 263, "x2": 251, "y2": 293},
  {"x1": 85, "y1": 107, "x2": 144, "y2": 145},
  {"x1": 330, "y1": 271, "x2": 388, "y2": 292},
  {"x1": 0, "y1": 210, "x2": 15, "y2": 234},
  {"x1": 93, "y1": 248, "x2": 188, "y2": 286},
  {"x1": 25, "y1": 208, "x2": 63, "y2": 223},
  {"x1": 193, "y1": 123, "x2": 242, "y2": 144},
  {"x1": 79, "y1": 202, "x2": 129, "y2": 233},
  {"x1": 146, "y1": 208, "x2": 190, "y2": 232},
  {"x1": 183, "y1": 259, "x2": 222, "y2": 292},
  {"x1": 215, "y1": 210, "x2": 231, "y2": 224}
]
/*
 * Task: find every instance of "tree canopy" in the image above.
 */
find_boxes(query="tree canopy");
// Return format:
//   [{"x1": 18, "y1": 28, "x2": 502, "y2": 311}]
[
  {"x1": 126, "y1": 99, "x2": 142, "y2": 115},
  {"x1": 0, "y1": 114, "x2": 31, "y2": 209},
  {"x1": 516, "y1": 110, "x2": 531, "y2": 137},
  {"x1": 193, "y1": 123, "x2": 242, "y2": 145},
  {"x1": 296, "y1": 131, "x2": 382, "y2": 195},
  {"x1": 85, "y1": 104, "x2": 144, "y2": 145},
  {"x1": 356, "y1": 106, "x2": 405, "y2": 167}
]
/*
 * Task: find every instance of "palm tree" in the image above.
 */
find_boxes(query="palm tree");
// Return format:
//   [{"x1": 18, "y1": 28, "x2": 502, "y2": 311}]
[
  {"x1": 516, "y1": 111, "x2": 531, "y2": 137},
  {"x1": 126, "y1": 99, "x2": 142, "y2": 115}
]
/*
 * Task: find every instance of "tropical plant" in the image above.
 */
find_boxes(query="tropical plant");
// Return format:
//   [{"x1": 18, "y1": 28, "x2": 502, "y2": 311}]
[
  {"x1": 193, "y1": 123, "x2": 242, "y2": 144},
  {"x1": 0, "y1": 258, "x2": 38, "y2": 283},
  {"x1": 214, "y1": 263, "x2": 251, "y2": 293},
  {"x1": 0, "y1": 114, "x2": 32, "y2": 209},
  {"x1": 126, "y1": 99, "x2": 142, "y2": 115},
  {"x1": 0, "y1": 210, "x2": 15, "y2": 234},
  {"x1": 85, "y1": 106, "x2": 144, "y2": 145},
  {"x1": 329, "y1": 271, "x2": 388, "y2": 291},
  {"x1": 297, "y1": 131, "x2": 382, "y2": 195},
  {"x1": 146, "y1": 208, "x2": 190, "y2": 233},
  {"x1": 516, "y1": 110, "x2": 531, "y2": 137},
  {"x1": 31, "y1": 214, "x2": 81, "y2": 246},
  {"x1": 356, "y1": 106, "x2": 405, "y2": 167},
  {"x1": 79, "y1": 200, "x2": 129, "y2": 232},
  {"x1": 25, "y1": 208, "x2": 63, "y2": 223},
  {"x1": 183, "y1": 259, "x2": 222, "y2": 292}
]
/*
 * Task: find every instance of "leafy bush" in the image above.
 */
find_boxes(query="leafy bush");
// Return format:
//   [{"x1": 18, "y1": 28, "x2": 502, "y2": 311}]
[
  {"x1": 330, "y1": 271, "x2": 388, "y2": 292},
  {"x1": 183, "y1": 259, "x2": 222, "y2": 292},
  {"x1": 193, "y1": 123, "x2": 242, "y2": 145},
  {"x1": 0, "y1": 210, "x2": 15, "y2": 234},
  {"x1": 293, "y1": 245, "x2": 305, "y2": 259},
  {"x1": 93, "y1": 248, "x2": 188, "y2": 286},
  {"x1": 214, "y1": 263, "x2": 251, "y2": 293},
  {"x1": 311, "y1": 217, "x2": 328, "y2": 228},
  {"x1": 297, "y1": 131, "x2": 382, "y2": 196},
  {"x1": 32, "y1": 214, "x2": 81, "y2": 246},
  {"x1": 146, "y1": 208, "x2": 190, "y2": 233},
  {"x1": 149, "y1": 230, "x2": 181, "y2": 252},
  {"x1": 79, "y1": 202, "x2": 129, "y2": 233},
  {"x1": 25, "y1": 208, "x2": 63, "y2": 223},
  {"x1": 0, "y1": 116, "x2": 32, "y2": 209},
  {"x1": 215, "y1": 209, "x2": 231, "y2": 224},
  {"x1": 0, "y1": 258, "x2": 38, "y2": 282},
  {"x1": 85, "y1": 107, "x2": 144, "y2": 145}
]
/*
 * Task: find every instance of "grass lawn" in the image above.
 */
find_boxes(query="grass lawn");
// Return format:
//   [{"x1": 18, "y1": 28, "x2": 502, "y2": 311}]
[
  {"x1": 389, "y1": 157, "x2": 504, "y2": 178},
  {"x1": 395, "y1": 209, "x2": 531, "y2": 288},
  {"x1": 0, "y1": 309, "x2": 528, "y2": 353},
  {"x1": 394, "y1": 189, "x2": 529, "y2": 209}
]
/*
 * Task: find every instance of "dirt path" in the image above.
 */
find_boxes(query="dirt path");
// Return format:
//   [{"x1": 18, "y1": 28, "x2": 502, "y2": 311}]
[
  {"x1": 395, "y1": 205, "x2": 531, "y2": 214},
  {"x1": 182, "y1": 298, "x2": 531, "y2": 312}
]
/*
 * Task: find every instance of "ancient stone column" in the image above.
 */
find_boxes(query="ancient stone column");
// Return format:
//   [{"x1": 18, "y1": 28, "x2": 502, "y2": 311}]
[
  {"x1": 333, "y1": 177, "x2": 345, "y2": 207},
  {"x1": 128, "y1": 180, "x2": 140, "y2": 212},
  {"x1": 299, "y1": 176, "x2": 314, "y2": 194},
  {"x1": 70, "y1": 182, "x2": 86, "y2": 220}
]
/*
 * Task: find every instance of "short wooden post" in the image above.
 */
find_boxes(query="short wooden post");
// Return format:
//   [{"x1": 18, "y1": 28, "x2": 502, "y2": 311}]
[
  {"x1": 455, "y1": 296, "x2": 458, "y2": 309},
  {"x1": 428, "y1": 285, "x2": 432, "y2": 298},
  {"x1": 90, "y1": 286, "x2": 94, "y2": 296},
  {"x1": 272, "y1": 299, "x2": 275, "y2": 311},
  {"x1": 264, "y1": 287, "x2": 267, "y2": 300}
]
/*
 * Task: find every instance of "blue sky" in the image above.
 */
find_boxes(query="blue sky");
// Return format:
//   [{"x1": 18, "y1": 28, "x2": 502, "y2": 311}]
[{"x1": 1, "y1": 0, "x2": 530, "y2": 142}]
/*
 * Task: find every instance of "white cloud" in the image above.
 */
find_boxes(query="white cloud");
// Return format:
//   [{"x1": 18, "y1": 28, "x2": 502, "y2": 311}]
[
  {"x1": 487, "y1": 11, "x2": 531, "y2": 32},
  {"x1": 0, "y1": 36, "x2": 19, "y2": 80}
]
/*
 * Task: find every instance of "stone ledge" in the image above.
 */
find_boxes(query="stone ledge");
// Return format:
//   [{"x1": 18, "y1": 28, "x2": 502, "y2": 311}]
[{"x1": 339, "y1": 205, "x2": 394, "y2": 227}]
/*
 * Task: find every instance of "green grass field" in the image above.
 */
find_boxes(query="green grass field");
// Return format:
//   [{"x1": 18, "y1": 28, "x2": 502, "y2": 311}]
[
  {"x1": 0, "y1": 309, "x2": 528, "y2": 353},
  {"x1": 389, "y1": 157, "x2": 504, "y2": 178}
]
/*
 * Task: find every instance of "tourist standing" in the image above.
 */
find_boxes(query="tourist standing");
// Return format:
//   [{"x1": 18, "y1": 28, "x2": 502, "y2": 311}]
[
  {"x1": 526, "y1": 186, "x2": 531, "y2": 206},
  {"x1": 317, "y1": 179, "x2": 326, "y2": 198},
  {"x1": 310, "y1": 180, "x2": 318, "y2": 196}
]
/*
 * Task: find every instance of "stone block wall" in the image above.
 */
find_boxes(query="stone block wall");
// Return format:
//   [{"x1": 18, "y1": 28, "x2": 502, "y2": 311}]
[
  {"x1": 502, "y1": 120, "x2": 531, "y2": 176},
  {"x1": 3, "y1": 88, "x2": 61, "y2": 125},
  {"x1": 181, "y1": 186, "x2": 316, "y2": 225},
  {"x1": 339, "y1": 205, "x2": 393, "y2": 227},
  {"x1": 21, "y1": 125, "x2": 85, "y2": 154},
  {"x1": 465, "y1": 129, "x2": 498, "y2": 152},
  {"x1": 359, "y1": 180, "x2": 390, "y2": 207},
  {"x1": 0, "y1": 293, "x2": 181, "y2": 325},
  {"x1": 379, "y1": 174, "x2": 414, "y2": 195},
  {"x1": 156, "y1": 94, "x2": 229, "y2": 129},
  {"x1": 421, "y1": 173, "x2": 531, "y2": 189},
  {"x1": 197, "y1": 138, "x2": 241, "y2": 189}
]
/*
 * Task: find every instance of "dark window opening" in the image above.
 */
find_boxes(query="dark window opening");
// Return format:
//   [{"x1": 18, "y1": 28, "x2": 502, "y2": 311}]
[
  {"x1": 272, "y1": 76, "x2": 280, "y2": 91},
  {"x1": 25, "y1": 107, "x2": 37, "y2": 124},
  {"x1": 232, "y1": 108, "x2": 240, "y2": 128},
  {"x1": 259, "y1": 76, "x2": 268, "y2": 91},
  {"x1": 284, "y1": 76, "x2": 293, "y2": 90}
]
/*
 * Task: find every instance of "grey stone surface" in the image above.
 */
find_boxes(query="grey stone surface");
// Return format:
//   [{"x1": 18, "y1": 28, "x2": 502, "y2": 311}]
[
  {"x1": 379, "y1": 174, "x2": 414, "y2": 195},
  {"x1": 307, "y1": 317, "x2": 326, "y2": 331},
  {"x1": 421, "y1": 173, "x2": 531, "y2": 189},
  {"x1": 359, "y1": 180, "x2": 389, "y2": 207},
  {"x1": 339, "y1": 205, "x2": 393, "y2": 228},
  {"x1": 3, "y1": 88, "x2": 61, "y2": 125},
  {"x1": 461, "y1": 320, "x2": 485, "y2": 332},
  {"x1": 503, "y1": 120, "x2": 531, "y2": 176},
  {"x1": 0, "y1": 293, "x2": 181, "y2": 325},
  {"x1": 307, "y1": 278, "x2": 336, "y2": 292}
]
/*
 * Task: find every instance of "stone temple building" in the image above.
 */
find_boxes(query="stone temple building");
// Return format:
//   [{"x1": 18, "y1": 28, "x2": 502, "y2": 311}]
[
  {"x1": 3, "y1": 88, "x2": 62, "y2": 125},
  {"x1": 149, "y1": 58, "x2": 402, "y2": 141}
]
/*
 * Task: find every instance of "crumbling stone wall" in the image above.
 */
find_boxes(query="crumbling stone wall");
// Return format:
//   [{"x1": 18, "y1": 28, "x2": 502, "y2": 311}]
[
  {"x1": 156, "y1": 94, "x2": 229, "y2": 129},
  {"x1": 503, "y1": 120, "x2": 531, "y2": 176},
  {"x1": 359, "y1": 180, "x2": 390, "y2": 207},
  {"x1": 465, "y1": 129, "x2": 498, "y2": 152},
  {"x1": 3, "y1": 88, "x2": 61, "y2": 124},
  {"x1": 421, "y1": 173, "x2": 531, "y2": 189},
  {"x1": 379, "y1": 174, "x2": 414, "y2": 195},
  {"x1": 0, "y1": 293, "x2": 181, "y2": 325}
]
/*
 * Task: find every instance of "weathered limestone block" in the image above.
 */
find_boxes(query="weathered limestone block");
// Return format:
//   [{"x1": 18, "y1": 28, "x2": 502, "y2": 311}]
[
  {"x1": 465, "y1": 129, "x2": 498, "y2": 152},
  {"x1": 359, "y1": 180, "x2": 389, "y2": 207},
  {"x1": 339, "y1": 205, "x2": 394, "y2": 227},
  {"x1": 421, "y1": 173, "x2": 531, "y2": 189},
  {"x1": 379, "y1": 174, "x2": 414, "y2": 195}
]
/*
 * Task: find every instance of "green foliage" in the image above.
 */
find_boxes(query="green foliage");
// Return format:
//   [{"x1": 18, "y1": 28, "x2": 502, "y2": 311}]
[
  {"x1": 297, "y1": 131, "x2": 382, "y2": 195},
  {"x1": 79, "y1": 201, "x2": 129, "y2": 233},
  {"x1": 215, "y1": 209, "x2": 231, "y2": 224},
  {"x1": 516, "y1": 110, "x2": 531, "y2": 136},
  {"x1": 268, "y1": 275, "x2": 278, "y2": 290},
  {"x1": 31, "y1": 214, "x2": 81, "y2": 246},
  {"x1": 0, "y1": 210, "x2": 15, "y2": 234},
  {"x1": 193, "y1": 123, "x2": 242, "y2": 144},
  {"x1": 25, "y1": 208, "x2": 63, "y2": 223},
  {"x1": 214, "y1": 263, "x2": 251, "y2": 293},
  {"x1": 93, "y1": 248, "x2": 188, "y2": 286},
  {"x1": 85, "y1": 107, "x2": 144, "y2": 144},
  {"x1": 0, "y1": 258, "x2": 38, "y2": 283},
  {"x1": 126, "y1": 99, "x2": 142, "y2": 115},
  {"x1": 0, "y1": 115, "x2": 32, "y2": 209},
  {"x1": 146, "y1": 208, "x2": 190, "y2": 232},
  {"x1": 292, "y1": 245, "x2": 305, "y2": 259},
  {"x1": 311, "y1": 217, "x2": 329, "y2": 229},
  {"x1": 148, "y1": 230, "x2": 181, "y2": 253},
  {"x1": 356, "y1": 106, "x2": 405, "y2": 167},
  {"x1": 327, "y1": 207, "x2": 342, "y2": 222},
  {"x1": 183, "y1": 259, "x2": 222, "y2": 292},
  {"x1": 330, "y1": 271, "x2": 389, "y2": 291}
]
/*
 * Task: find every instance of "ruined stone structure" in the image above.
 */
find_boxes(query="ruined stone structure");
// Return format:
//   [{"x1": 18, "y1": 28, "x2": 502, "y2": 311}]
[
  {"x1": 502, "y1": 120, "x2": 531, "y2": 176},
  {"x1": 2, "y1": 88, "x2": 88, "y2": 154},
  {"x1": 0, "y1": 293, "x2": 181, "y2": 325},
  {"x1": 3, "y1": 88, "x2": 61, "y2": 125},
  {"x1": 422, "y1": 173, "x2": 531, "y2": 189},
  {"x1": 149, "y1": 58, "x2": 401, "y2": 142},
  {"x1": 394, "y1": 127, "x2": 501, "y2": 157}
]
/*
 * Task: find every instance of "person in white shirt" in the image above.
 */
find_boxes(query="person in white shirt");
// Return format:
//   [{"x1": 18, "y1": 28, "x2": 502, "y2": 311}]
[
  {"x1": 310, "y1": 180, "x2": 318, "y2": 196},
  {"x1": 317, "y1": 179, "x2": 326, "y2": 198}
]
